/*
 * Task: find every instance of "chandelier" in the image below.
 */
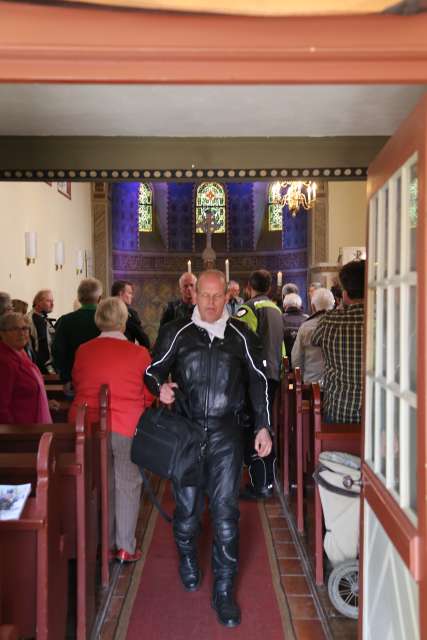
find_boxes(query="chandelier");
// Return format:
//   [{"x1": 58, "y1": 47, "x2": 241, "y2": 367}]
[{"x1": 271, "y1": 181, "x2": 317, "y2": 216}]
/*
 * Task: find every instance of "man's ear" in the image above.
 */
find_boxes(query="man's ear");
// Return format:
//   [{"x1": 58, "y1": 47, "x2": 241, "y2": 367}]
[{"x1": 225, "y1": 291, "x2": 231, "y2": 302}]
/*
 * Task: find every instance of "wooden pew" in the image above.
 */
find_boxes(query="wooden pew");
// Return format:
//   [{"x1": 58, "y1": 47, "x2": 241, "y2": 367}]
[
  {"x1": 0, "y1": 433, "x2": 68, "y2": 640},
  {"x1": 279, "y1": 357, "x2": 295, "y2": 496},
  {"x1": 0, "y1": 408, "x2": 99, "y2": 640},
  {"x1": 294, "y1": 367, "x2": 313, "y2": 534},
  {"x1": 312, "y1": 383, "x2": 361, "y2": 585},
  {"x1": 97, "y1": 384, "x2": 111, "y2": 589},
  {"x1": 0, "y1": 626, "x2": 19, "y2": 640},
  {"x1": 45, "y1": 384, "x2": 71, "y2": 423},
  {"x1": 43, "y1": 373, "x2": 61, "y2": 385}
]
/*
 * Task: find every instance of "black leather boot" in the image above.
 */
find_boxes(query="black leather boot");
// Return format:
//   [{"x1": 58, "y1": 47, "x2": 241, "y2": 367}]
[
  {"x1": 211, "y1": 580, "x2": 241, "y2": 627},
  {"x1": 178, "y1": 553, "x2": 202, "y2": 592}
]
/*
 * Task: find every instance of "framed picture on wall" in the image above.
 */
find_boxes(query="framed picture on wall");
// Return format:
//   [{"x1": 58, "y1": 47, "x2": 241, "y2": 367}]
[{"x1": 57, "y1": 181, "x2": 72, "y2": 200}]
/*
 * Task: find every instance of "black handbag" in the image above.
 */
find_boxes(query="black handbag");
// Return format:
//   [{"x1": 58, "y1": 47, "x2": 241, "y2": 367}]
[{"x1": 131, "y1": 391, "x2": 206, "y2": 521}]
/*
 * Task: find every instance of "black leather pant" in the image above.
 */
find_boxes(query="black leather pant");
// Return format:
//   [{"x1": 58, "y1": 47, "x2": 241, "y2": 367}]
[
  {"x1": 173, "y1": 426, "x2": 244, "y2": 584},
  {"x1": 244, "y1": 379, "x2": 277, "y2": 491}
]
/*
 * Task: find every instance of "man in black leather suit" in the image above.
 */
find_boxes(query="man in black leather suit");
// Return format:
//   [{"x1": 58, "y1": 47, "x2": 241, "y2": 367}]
[{"x1": 144, "y1": 270, "x2": 271, "y2": 628}]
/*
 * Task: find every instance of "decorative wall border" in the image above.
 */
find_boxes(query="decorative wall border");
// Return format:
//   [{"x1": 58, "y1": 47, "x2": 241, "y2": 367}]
[{"x1": 0, "y1": 167, "x2": 367, "y2": 181}]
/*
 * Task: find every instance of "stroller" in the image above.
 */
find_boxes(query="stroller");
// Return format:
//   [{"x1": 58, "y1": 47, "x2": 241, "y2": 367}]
[{"x1": 314, "y1": 451, "x2": 361, "y2": 619}]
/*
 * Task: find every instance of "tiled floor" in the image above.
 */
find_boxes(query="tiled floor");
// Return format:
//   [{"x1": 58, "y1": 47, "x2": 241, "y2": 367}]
[{"x1": 98, "y1": 487, "x2": 358, "y2": 640}]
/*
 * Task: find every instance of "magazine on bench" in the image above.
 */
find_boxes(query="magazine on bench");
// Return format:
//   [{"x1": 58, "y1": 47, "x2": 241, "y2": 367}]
[{"x1": 0, "y1": 484, "x2": 32, "y2": 520}]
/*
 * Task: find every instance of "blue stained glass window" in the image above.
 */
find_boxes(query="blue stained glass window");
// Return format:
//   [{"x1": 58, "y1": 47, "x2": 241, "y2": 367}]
[
  {"x1": 195, "y1": 182, "x2": 226, "y2": 233},
  {"x1": 138, "y1": 183, "x2": 153, "y2": 233}
]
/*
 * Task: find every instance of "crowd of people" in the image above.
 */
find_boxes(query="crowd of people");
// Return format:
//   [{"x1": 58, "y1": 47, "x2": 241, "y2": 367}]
[{"x1": 0, "y1": 259, "x2": 365, "y2": 627}]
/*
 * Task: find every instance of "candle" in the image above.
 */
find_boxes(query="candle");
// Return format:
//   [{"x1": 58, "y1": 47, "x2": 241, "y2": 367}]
[
  {"x1": 225, "y1": 259, "x2": 230, "y2": 283},
  {"x1": 187, "y1": 260, "x2": 192, "y2": 273},
  {"x1": 277, "y1": 271, "x2": 283, "y2": 288}
]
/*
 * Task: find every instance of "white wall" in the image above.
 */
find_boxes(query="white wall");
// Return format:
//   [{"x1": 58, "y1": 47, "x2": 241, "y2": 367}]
[
  {"x1": 0, "y1": 182, "x2": 93, "y2": 318},
  {"x1": 328, "y1": 181, "x2": 367, "y2": 263}
]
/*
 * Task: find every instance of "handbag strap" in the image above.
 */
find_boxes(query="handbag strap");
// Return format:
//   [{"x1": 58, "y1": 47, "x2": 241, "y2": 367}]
[{"x1": 139, "y1": 467, "x2": 172, "y2": 523}]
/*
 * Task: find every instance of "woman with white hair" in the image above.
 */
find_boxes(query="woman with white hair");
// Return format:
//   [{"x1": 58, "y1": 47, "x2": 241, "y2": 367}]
[
  {"x1": 291, "y1": 287, "x2": 335, "y2": 383},
  {"x1": 69, "y1": 297, "x2": 154, "y2": 563}
]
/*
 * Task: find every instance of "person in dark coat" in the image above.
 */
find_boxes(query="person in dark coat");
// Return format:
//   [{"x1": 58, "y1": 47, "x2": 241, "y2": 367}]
[
  {"x1": 159, "y1": 272, "x2": 197, "y2": 327},
  {"x1": 282, "y1": 293, "x2": 309, "y2": 367},
  {"x1": 52, "y1": 278, "x2": 103, "y2": 384},
  {"x1": 27, "y1": 289, "x2": 56, "y2": 374},
  {"x1": 111, "y1": 280, "x2": 150, "y2": 349}
]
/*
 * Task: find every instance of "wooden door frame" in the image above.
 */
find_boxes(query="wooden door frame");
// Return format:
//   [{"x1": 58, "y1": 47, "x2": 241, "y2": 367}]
[
  {"x1": 0, "y1": 2, "x2": 427, "y2": 84},
  {"x1": 1, "y1": 3, "x2": 427, "y2": 639},
  {"x1": 362, "y1": 94, "x2": 427, "y2": 639}
]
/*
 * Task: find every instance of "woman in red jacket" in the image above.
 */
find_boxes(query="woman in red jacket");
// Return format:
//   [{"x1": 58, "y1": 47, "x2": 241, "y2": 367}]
[
  {"x1": 70, "y1": 297, "x2": 154, "y2": 563},
  {"x1": 0, "y1": 312, "x2": 52, "y2": 424}
]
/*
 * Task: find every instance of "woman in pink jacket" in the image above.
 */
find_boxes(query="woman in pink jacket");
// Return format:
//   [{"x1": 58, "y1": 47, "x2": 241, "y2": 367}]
[
  {"x1": 70, "y1": 297, "x2": 154, "y2": 563},
  {"x1": 0, "y1": 312, "x2": 52, "y2": 424}
]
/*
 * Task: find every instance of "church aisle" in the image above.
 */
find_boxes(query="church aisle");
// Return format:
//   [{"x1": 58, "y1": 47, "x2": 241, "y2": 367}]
[{"x1": 98, "y1": 479, "x2": 333, "y2": 640}]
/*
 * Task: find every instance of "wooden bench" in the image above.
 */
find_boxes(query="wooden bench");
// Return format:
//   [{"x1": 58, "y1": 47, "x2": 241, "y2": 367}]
[
  {"x1": 0, "y1": 433, "x2": 68, "y2": 640},
  {"x1": 96, "y1": 384, "x2": 111, "y2": 589},
  {"x1": 312, "y1": 383, "x2": 362, "y2": 585},
  {"x1": 43, "y1": 373, "x2": 61, "y2": 385},
  {"x1": 294, "y1": 367, "x2": 313, "y2": 534},
  {"x1": 0, "y1": 408, "x2": 99, "y2": 639},
  {"x1": 279, "y1": 357, "x2": 295, "y2": 496},
  {"x1": 0, "y1": 626, "x2": 19, "y2": 640}
]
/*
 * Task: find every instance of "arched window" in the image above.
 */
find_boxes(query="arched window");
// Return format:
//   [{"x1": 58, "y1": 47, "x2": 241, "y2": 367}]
[
  {"x1": 195, "y1": 182, "x2": 226, "y2": 234},
  {"x1": 138, "y1": 183, "x2": 153, "y2": 233},
  {"x1": 268, "y1": 182, "x2": 283, "y2": 231}
]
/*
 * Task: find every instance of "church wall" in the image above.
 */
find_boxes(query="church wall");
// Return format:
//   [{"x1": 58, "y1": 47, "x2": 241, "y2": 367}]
[
  {"x1": 112, "y1": 180, "x2": 310, "y2": 343},
  {"x1": 0, "y1": 181, "x2": 92, "y2": 318},
  {"x1": 328, "y1": 181, "x2": 367, "y2": 263}
]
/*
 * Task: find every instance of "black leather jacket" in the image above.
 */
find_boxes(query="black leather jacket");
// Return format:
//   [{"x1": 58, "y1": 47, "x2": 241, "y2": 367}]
[{"x1": 144, "y1": 318, "x2": 270, "y2": 432}]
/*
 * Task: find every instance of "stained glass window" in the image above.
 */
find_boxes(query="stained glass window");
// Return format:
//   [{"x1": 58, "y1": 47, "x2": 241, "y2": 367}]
[
  {"x1": 195, "y1": 182, "x2": 226, "y2": 234},
  {"x1": 268, "y1": 182, "x2": 283, "y2": 231},
  {"x1": 138, "y1": 183, "x2": 153, "y2": 233}
]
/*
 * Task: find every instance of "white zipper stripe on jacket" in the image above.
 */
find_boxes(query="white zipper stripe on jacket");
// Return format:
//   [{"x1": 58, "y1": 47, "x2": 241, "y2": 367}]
[
  {"x1": 145, "y1": 321, "x2": 194, "y2": 391},
  {"x1": 229, "y1": 322, "x2": 270, "y2": 428}
]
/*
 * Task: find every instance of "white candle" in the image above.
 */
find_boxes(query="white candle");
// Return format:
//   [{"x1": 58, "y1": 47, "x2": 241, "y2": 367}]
[
  {"x1": 277, "y1": 271, "x2": 282, "y2": 288},
  {"x1": 225, "y1": 259, "x2": 230, "y2": 283},
  {"x1": 187, "y1": 260, "x2": 192, "y2": 273}
]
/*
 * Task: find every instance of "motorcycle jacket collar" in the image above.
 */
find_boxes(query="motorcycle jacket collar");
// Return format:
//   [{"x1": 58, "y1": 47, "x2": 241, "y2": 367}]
[{"x1": 192, "y1": 305, "x2": 230, "y2": 341}]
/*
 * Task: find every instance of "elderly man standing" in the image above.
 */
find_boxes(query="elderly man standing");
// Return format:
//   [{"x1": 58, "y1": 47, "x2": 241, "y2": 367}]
[
  {"x1": 282, "y1": 292, "x2": 309, "y2": 366},
  {"x1": 225, "y1": 280, "x2": 243, "y2": 316},
  {"x1": 52, "y1": 278, "x2": 103, "y2": 385},
  {"x1": 159, "y1": 271, "x2": 197, "y2": 326},
  {"x1": 28, "y1": 289, "x2": 56, "y2": 374},
  {"x1": 145, "y1": 270, "x2": 271, "y2": 628}
]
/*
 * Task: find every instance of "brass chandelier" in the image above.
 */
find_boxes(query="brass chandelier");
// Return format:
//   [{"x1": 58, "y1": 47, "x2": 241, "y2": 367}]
[{"x1": 271, "y1": 181, "x2": 317, "y2": 216}]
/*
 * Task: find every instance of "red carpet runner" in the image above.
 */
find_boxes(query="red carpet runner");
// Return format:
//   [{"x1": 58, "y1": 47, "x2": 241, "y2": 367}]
[{"x1": 124, "y1": 483, "x2": 287, "y2": 639}]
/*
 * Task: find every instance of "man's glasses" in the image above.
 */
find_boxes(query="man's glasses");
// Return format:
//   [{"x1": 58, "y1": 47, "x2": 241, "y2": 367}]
[{"x1": 4, "y1": 326, "x2": 30, "y2": 332}]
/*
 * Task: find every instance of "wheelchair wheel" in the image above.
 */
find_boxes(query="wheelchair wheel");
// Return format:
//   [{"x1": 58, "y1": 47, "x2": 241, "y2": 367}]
[{"x1": 328, "y1": 560, "x2": 359, "y2": 619}]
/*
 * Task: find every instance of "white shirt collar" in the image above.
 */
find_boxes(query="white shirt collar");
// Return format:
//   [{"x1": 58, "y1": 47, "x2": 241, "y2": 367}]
[{"x1": 192, "y1": 305, "x2": 229, "y2": 341}]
